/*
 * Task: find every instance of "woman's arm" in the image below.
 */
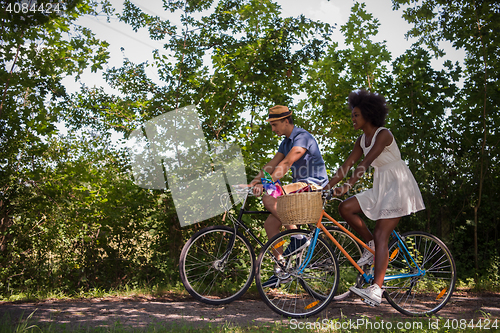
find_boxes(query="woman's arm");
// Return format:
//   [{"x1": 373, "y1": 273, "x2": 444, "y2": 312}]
[
  {"x1": 333, "y1": 129, "x2": 393, "y2": 196},
  {"x1": 324, "y1": 136, "x2": 363, "y2": 190}
]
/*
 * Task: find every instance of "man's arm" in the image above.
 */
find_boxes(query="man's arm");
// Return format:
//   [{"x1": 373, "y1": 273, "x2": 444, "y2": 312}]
[
  {"x1": 271, "y1": 146, "x2": 306, "y2": 181},
  {"x1": 249, "y1": 152, "x2": 286, "y2": 186}
]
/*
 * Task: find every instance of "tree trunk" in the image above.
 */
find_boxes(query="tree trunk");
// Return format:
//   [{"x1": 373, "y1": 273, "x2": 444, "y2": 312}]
[{"x1": 472, "y1": 0, "x2": 488, "y2": 280}]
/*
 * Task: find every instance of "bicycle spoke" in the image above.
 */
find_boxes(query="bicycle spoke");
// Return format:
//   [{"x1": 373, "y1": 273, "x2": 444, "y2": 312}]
[
  {"x1": 179, "y1": 226, "x2": 255, "y2": 305},
  {"x1": 256, "y1": 230, "x2": 339, "y2": 318},
  {"x1": 384, "y1": 232, "x2": 456, "y2": 316},
  {"x1": 320, "y1": 226, "x2": 363, "y2": 300}
]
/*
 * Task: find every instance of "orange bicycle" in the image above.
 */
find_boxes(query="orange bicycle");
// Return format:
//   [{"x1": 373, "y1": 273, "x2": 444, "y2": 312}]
[{"x1": 255, "y1": 190, "x2": 456, "y2": 318}]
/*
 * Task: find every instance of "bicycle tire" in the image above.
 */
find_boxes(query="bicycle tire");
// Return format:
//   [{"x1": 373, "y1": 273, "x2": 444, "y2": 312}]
[
  {"x1": 384, "y1": 231, "x2": 456, "y2": 316},
  {"x1": 256, "y1": 229, "x2": 339, "y2": 318},
  {"x1": 179, "y1": 225, "x2": 255, "y2": 305},
  {"x1": 320, "y1": 226, "x2": 363, "y2": 300}
]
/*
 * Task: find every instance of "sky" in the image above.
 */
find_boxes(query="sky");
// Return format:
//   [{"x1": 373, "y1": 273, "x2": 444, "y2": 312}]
[{"x1": 67, "y1": 0, "x2": 465, "y2": 95}]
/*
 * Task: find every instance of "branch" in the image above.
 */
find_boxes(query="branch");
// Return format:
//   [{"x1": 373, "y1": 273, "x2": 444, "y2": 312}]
[{"x1": 0, "y1": 31, "x2": 24, "y2": 118}]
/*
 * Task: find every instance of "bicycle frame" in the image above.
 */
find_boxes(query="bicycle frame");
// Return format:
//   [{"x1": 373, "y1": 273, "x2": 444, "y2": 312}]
[
  {"x1": 219, "y1": 190, "x2": 270, "y2": 263},
  {"x1": 228, "y1": 190, "x2": 423, "y2": 285},
  {"x1": 298, "y1": 209, "x2": 425, "y2": 285},
  {"x1": 255, "y1": 195, "x2": 456, "y2": 318}
]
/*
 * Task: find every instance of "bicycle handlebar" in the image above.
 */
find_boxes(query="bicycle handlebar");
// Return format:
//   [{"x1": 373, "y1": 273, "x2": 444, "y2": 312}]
[
  {"x1": 231, "y1": 185, "x2": 342, "y2": 203},
  {"x1": 320, "y1": 188, "x2": 344, "y2": 204},
  {"x1": 231, "y1": 185, "x2": 256, "y2": 196}
]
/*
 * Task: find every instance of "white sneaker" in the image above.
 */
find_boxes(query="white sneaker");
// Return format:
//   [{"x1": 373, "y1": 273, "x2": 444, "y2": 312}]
[
  {"x1": 350, "y1": 284, "x2": 383, "y2": 306},
  {"x1": 357, "y1": 240, "x2": 375, "y2": 266}
]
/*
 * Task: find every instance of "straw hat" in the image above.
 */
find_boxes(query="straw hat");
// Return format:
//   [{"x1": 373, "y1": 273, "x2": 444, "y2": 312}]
[{"x1": 266, "y1": 105, "x2": 292, "y2": 122}]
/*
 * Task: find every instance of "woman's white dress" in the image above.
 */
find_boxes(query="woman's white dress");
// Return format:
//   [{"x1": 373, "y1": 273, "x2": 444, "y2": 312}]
[{"x1": 355, "y1": 127, "x2": 425, "y2": 220}]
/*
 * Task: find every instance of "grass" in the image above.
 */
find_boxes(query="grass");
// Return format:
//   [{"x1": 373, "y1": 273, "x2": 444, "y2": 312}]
[
  {"x1": 2, "y1": 313, "x2": 499, "y2": 333},
  {"x1": 0, "y1": 282, "x2": 193, "y2": 303},
  {"x1": 1, "y1": 278, "x2": 494, "y2": 304},
  {"x1": 457, "y1": 276, "x2": 500, "y2": 293}
]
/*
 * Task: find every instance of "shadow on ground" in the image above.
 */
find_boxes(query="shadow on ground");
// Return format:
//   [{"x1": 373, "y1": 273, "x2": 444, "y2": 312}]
[{"x1": 0, "y1": 291, "x2": 499, "y2": 331}]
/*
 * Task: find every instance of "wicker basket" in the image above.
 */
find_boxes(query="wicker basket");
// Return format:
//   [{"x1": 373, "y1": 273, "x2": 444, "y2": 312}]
[{"x1": 276, "y1": 192, "x2": 323, "y2": 225}]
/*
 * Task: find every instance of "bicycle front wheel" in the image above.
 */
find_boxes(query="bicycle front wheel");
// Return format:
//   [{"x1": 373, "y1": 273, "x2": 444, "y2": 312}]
[
  {"x1": 179, "y1": 225, "x2": 255, "y2": 305},
  {"x1": 384, "y1": 231, "x2": 456, "y2": 316},
  {"x1": 256, "y1": 229, "x2": 339, "y2": 318}
]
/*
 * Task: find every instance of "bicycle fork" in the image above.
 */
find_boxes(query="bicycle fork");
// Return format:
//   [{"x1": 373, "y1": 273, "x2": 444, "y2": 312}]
[
  {"x1": 384, "y1": 232, "x2": 425, "y2": 283},
  {"x1": 266, "y1": 229, "x2": 318, "y2": 283},
  {"x1": 213, "y1": 225, "x2": 241, "y2": 272}
]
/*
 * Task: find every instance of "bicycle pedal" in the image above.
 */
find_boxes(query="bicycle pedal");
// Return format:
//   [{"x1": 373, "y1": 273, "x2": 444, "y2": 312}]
[
  {"x1": 279, "y1": 277, "x2": 292, "y2": 284},
  {"x1": 361, "y1": 298, "x2": 379, "y2": 307}
]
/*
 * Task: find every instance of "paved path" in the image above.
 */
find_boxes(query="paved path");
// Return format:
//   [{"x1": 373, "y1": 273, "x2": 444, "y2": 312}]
[{"x1": 1, "y1": 292, "x2": 499, "y2": 331}]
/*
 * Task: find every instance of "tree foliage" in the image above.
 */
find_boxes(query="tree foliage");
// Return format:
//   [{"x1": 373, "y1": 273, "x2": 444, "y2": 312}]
[
  {"x1": 391, "y1": 0, "x2": 500, "y2": 280},
  {"x1": 299, "y1": 2, "x2": 391, "y2": 172},
  {"x1": 386, "y1": 46, "x2": 460, "y2": 238},
  {"x1": 0, "y1": 0, "x2": 499, "y2": 294},
  {"x1": 0, "y1": 0, "x2": 113, "y2": 290}
]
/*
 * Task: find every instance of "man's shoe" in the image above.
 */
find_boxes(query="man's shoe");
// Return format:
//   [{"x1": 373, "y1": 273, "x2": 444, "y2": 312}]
[
  {"x1": 349, "y1": 284, "x2": 383, "y2": 306},
  {"x1": 262, "y1": 275, "x2": 279, "y2": 288},
  {"x1": 283, "y1": 237, "x2": 310, "y2": 257},
  {"x1": 357, "y1": 240, "x2": 375, "y2": 266}
]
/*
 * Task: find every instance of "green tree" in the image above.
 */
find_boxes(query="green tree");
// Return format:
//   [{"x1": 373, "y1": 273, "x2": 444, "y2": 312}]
[
  {"x1": 56, "y1": 0, "x2": 334, "y2": 288},
  {"x1": 68, "y1": 0, "x2": 333, "y2": 191},
  {"x1": 391, "y1": 0, "x2": 500, "y2": 278},
  {"x1": 0, "y1": 0, "x2": 111, "y2": 290},
  {"x1": 299, "y1": 2, "x2": 391, "y2": 172},
  {"x1": 386, "y1": 46, "x2": 460, "y2": 239}
]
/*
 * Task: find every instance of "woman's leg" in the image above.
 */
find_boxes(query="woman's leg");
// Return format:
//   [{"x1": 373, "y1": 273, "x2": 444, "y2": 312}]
[
  {"x1": 338, "y1": 196, "x2": 373, "y2": 242},
  {"x1": 372, "y1": 217, "x2": 401, "y2": 287}
]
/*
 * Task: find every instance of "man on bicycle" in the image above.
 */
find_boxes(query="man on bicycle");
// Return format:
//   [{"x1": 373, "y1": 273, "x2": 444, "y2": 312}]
[{"x1": 249, "y1": 105, "x2": 328, "y2": 286}]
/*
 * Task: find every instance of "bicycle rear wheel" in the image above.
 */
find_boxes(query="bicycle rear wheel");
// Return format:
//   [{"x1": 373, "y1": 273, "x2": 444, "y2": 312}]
[
  {"x1": 320, "y1": 225, "x2": 363, "y2": 300},
  {"x1": 256, "y1": 229, "x2": 339, "y2": 318},
  {"x1": 179, "y1": 225, "x2": 255, "y2": 305},
  {"x1": 384, "y1": 231, "x2": 456, "y2": 316}
]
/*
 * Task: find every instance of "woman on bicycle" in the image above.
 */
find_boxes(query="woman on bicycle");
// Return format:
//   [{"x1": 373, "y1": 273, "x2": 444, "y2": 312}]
[{"x1": 326, "y1": 89, "x2": 425, "y2": 306}]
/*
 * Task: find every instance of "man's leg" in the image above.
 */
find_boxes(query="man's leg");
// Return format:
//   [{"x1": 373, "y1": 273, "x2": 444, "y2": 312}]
[
  {"x1": 260, "y1": 183, "x2": 309, "y2": 288},
  {"x1": 262, "y1": 194, "x2": 296, "y2": 241}
]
